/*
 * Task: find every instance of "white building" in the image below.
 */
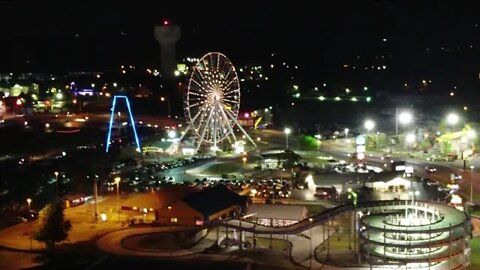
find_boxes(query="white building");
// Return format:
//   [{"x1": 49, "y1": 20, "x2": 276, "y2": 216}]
[{"x1": 246, "y1": 204, "x2": 308, "y2": 227}]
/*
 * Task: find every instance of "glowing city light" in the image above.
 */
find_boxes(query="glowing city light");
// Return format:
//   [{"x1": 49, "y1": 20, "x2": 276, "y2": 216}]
[
  {"x1": 406, "y1": 133, "x2": 416, "y2": 143},
  {"x1": 364, "y1": 120, "x2": 375, "y2": 131},
  {"x1": 168, "y1": 130, "x2": 176, "y2": 139},
  {"x1": 183, "y1": 52, "x2": 257, "y2": 151},
  {"x1": 105, "y1": 96, "x2": 141, "y2": 153},
  {"x1": 446, "y1": 113, "x2": 459, "y2": 125},
  {"x1": 399, "y1": 111, "x2": 413, "y2": 124}
]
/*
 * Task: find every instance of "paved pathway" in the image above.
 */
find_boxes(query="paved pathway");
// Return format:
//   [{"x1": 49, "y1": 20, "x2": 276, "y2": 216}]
[{"x1": 96, "y1": 200, "x2": 468, "y2": 270}]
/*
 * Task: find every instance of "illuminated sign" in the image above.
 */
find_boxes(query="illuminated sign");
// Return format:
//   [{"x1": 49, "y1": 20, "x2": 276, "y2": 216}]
[
  {"x1": 238, "y1": 118, "x2": 254, "y2": 127},
  {"x1": 356, "y1": 135, "x2": 366, "y2": 145}
]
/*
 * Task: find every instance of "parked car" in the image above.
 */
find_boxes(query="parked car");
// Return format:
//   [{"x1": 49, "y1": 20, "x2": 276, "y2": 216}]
[{"x1": 421, "y1": 178, "x2": 438, "y2": 186}]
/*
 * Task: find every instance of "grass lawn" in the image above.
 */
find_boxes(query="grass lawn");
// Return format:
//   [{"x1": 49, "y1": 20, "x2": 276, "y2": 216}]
[
  {"x1": 203, "y1": 162, "x2": 242, "y2": 175},
  {"x1": 470, "y1": 237, "x2": 480, "y2": 269}
]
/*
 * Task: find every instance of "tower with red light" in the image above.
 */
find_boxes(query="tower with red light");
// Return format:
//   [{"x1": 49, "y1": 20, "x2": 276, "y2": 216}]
[{"x1": 154, "y1": 19, "x2": 181, "y2": 79}]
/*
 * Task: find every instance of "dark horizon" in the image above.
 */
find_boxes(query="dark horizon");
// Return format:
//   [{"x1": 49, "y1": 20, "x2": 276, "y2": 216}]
[{"x1": 0, "y1": 1, "x2": 480, "y2": 95}]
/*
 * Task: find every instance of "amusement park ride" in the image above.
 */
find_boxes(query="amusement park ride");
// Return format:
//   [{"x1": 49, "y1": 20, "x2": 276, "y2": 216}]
[
  {"x1": 105, "y1": 52, "x2": 256, "y2": 155},
  {"x1": 179, "y1": 52, "x2": 257, "y2": 152}
]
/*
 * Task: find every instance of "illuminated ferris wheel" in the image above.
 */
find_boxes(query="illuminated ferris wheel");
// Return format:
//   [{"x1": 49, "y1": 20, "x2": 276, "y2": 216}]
[{"x1": 183, "y1": 52, "x2": 255, "y2": 151}]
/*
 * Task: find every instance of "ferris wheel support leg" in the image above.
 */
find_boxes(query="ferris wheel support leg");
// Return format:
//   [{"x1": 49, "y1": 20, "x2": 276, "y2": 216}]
[
  {"x1": 178, "y1": 124, "x2": 191, "y2": 142},
  {"x1": 182, "y1": 103, "x2": 208, "y2": 145},
  {"x1": 225, "y1": 109, "x2": 257, "y2": 148},
  {"x1": 213, "y1": 108, "x2": 217, "y2": 151},
  {"x1": 219, "y1": 106, "x2": 237, "y2": 142},
  {"x1": 196, "y1": 106, "x2": 215, "y2": 152}
]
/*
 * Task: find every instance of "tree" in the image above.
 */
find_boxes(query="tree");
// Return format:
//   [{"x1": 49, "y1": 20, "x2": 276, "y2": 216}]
[
  {"x1": 33, "y1": 203, "x2": 72, "y2": 252},
  {"x1": 298, "y1": 135, "x2": 319, "y2": 151}
]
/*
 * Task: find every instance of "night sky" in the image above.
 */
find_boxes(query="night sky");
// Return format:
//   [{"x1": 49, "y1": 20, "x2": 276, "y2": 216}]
[{"x1": 1, "y1": 1, "x2": 480, "y2": 84}]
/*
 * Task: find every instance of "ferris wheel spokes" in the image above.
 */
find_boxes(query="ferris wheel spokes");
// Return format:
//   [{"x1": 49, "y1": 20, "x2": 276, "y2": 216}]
[
  {"x1": 183, "y1": 52, "x2": 256, "y2": 152},
  {"x1": 195, "y1": 105, "x2": 216, "y2": 151}
]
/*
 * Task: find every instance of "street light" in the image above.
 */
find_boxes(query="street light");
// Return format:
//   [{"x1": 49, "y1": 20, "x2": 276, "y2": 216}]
[
  {"x1": 446, "y1": 113, "x2": 459, "y2": 125},
  {"x1": 54, "y1": 171, "x2": 59, "y2": 203},
  {"x1": 26, "y1": 198, "x2": 32, "y2": 211},
  {"x1": 406, "y1": 133, "x2": 416, "y2": 144},
  {"x1": 344, "y1": 128, "x2": 349, "y2": 139},
  {"x1": 396, "y1": 110, "x2": 413, "y2": 136},
  {"x1": 364, "y1": 120, "x2": 375, "y2": 132},
  {"x1": 168, "y1": 130, "x2": 176, "y2": 139},
  {"x1": 160, "y1": 96, "x2": 171, "y2": 118},
  {"x1": 468, "y1": 129, "x2": 476, "y2": 139},
  {"x1": 114, "y1": 177, "x2": 121, "y2": 221},
  {"x1": 242, "y1": 157, "x2": 247, "y2": 166},
  {"x1": 284, "y1": 128, "x2": 291, "y2": 149},
  {"x1": 399, "y1": 111, "x2": 413, "y2": 124},
  {"x1": 470, "y1": 166, "x2": 475, "y2": 203},
  {"x1": 309, "y1": 217, "x2": 313, "y2": 269},
  {"x1": 88, "y1": 174, "x2": 100, "y2": 222}
]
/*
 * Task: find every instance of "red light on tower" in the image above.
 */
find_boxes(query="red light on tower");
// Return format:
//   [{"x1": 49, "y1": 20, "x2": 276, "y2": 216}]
[{"x1": 163, "y1": 20, "x2": 170, "y2": 26}]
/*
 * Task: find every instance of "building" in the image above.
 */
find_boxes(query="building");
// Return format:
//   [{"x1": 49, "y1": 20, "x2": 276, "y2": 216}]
[
  {"x1": 119, "y1": 186, "x2": 198, "y2": 223},
  {"x1": 305, "y1": 171, "x2": 407, "y2": 195},
  {"x1": 157, "y1": 185, "x2": 249, "y2": 226},
  {"x1": 366, "y1": 175, "x2": 412, "y2": 192},
  {"x1": 245, "y1": 204, "x2": 308, "y2": 227}
]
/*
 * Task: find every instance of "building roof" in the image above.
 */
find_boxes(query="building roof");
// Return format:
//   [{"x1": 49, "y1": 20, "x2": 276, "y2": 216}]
[
  {"x1": 123, "y1": 186, "x2": 198, "y2": 209},
  {"x1": 246, "y1": 204, "x2": 308, "y2": 221},
  {"x1": 182, "y1": 185, "x2": 248, "y2": 218}
]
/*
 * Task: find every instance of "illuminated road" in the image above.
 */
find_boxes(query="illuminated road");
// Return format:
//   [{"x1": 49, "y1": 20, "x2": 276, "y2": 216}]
[
  {"x1": 320, "y1": 140, "x2": 480, "y2": 203},
  {"x1": 250, "y1": 129, "x2": 480, "y2": 203}
]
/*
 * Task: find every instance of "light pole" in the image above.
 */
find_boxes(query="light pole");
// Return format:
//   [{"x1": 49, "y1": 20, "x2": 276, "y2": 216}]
[
  {"x1": 309, "y1": 217, "x2": 313, "y2": 269},
  {"x1": 396, "y1": 110, "x2": 413, "y2": 136},
  {"x1": 160, "y1": 96, "x2": 171, "y2": 118},
  {"x1": 284, "y1": 128, "x2": 291, "y2": 150},
  {"x1": 26, "y1": 198, "x2": 32, "y2": 211},
  {"x1": 242, "y1": 157, "x2": 247, "y2": 166},
  {"x1": 114, "y1": 176, "x2": 121, "y2": 221},
  {"x1": 344, "y1": 128, "x2": 349, "y2": 139},
  {"x1": 470, "y1": 166, "x2": 475, "y2": 203},
  {"x1": 54, "y1": 171, "x2": 59, "y2": 203},
  {"x1": 364, "y1": 120, "x2": 374, "y2": 150},
  {"x1": 347, "y1": 188, "x2": 358, "y2": 254},
  {"x1": 92, "y1": 174, "x2": 99, "y2": 222}
]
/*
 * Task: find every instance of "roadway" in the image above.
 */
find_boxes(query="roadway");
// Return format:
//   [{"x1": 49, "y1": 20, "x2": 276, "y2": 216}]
[
  {"x1": 320, "y1": 140, "x2": 480, "y2": 203},
  {"x1": 252, "y1": 128, "x2": 480, "y2": 204}
]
